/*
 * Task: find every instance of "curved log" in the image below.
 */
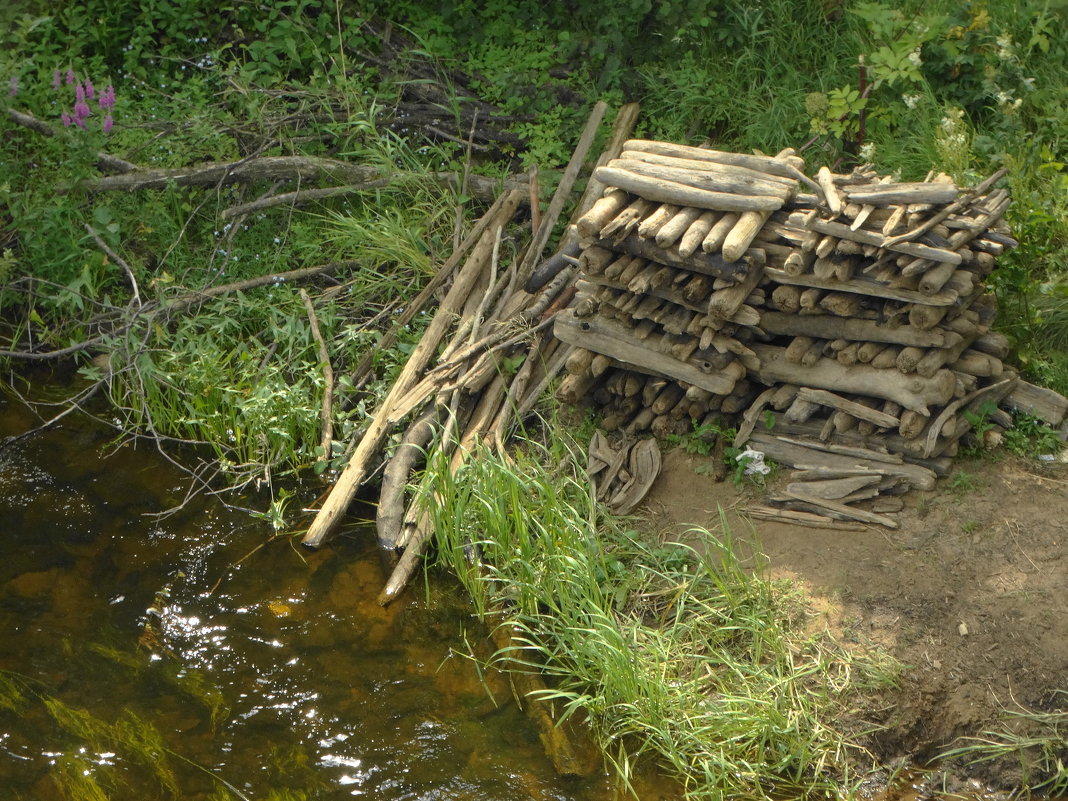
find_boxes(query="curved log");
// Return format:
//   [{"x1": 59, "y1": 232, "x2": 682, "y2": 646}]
[{"x1": 752, "y1": 344, "x2": 955, "y2": 414}]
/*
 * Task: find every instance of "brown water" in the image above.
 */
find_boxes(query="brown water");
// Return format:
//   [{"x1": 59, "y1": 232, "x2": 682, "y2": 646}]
[{"x1": 0, "y1": 392, "x2": 620, "y2": 800}]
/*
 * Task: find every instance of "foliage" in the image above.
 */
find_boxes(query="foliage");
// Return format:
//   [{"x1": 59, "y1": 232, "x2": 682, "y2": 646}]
[
  {"x1": 1002, "y1": 411, "x2": 1064, "y2": 459},
  {"x1": 425, "y1": 428, "x2": 898, "y2": 799}
]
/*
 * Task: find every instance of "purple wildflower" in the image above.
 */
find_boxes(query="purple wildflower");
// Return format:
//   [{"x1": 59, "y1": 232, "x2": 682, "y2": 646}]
[
  {"x1": 53, "y1": 70, "x2": 62, "y2": 90},
  {"x1": 74, "y1": 115, "x2": 87, "y2": 130},
  {"x1": 66, "y1": 68, "x2": 76, "y2": 85},
  {"x1": 74, "y1": 99, "x2": 91, "y2": 122},
  {"x1": 75, "y1": 84, "x2": 85, "y2": 103},
  {"x1": 61, "y1": 112, "x2": 73, "y2": 127},
  {"x1": 99, "y1": 85, "x2": 116, "y2": 110},
  {"x1": 84, "y1": 79, "x2": 94, "y2": 100},
  {"x1": 103, "y1": 114, "x2": 113, "y2": 133},
  {"x1": 8, "y1": 76, "x2": 17, "y2": 97}
]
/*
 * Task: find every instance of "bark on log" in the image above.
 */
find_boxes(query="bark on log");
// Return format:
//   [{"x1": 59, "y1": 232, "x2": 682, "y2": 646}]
[
  {"x1": 375, "y1": 406, "x2": 438, "y2": 549},
  {"x1": 554, "y1": 310, "x2": 740, "y2": 395},
  {"x1": 594, "y1": 165, "x2": 785, "y2": 212},
  {"x1": 752, "y1": 344, "x2": 955, "y2": 414},
  {"x1": 608, "y1": 157, "x2": 794, "y2": 200}
]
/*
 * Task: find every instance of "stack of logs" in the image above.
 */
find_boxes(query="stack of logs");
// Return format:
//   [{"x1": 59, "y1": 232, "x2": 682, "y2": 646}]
[{"x1": 553, "y1": 139, "x2": 1067, "y2": 527}]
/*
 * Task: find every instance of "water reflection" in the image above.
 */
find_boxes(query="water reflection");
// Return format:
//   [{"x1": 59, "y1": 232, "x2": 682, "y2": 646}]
[{"x1": 0, "y1": 395, "x2": 615, "y2": 800}]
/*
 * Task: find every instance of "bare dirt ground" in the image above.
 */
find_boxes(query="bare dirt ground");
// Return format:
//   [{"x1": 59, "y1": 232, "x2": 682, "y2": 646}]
[{"x1": 642, "y1": 446, "x2": 1068, "y2": 792}]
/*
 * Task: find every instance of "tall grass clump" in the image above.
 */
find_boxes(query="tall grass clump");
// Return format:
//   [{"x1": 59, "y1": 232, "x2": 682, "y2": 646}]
[{"x1": 424, "y1": 429, "x2": 897, "y2": 798}]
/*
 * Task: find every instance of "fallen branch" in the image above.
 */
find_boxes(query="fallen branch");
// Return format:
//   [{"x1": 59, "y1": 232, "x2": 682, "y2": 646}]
[
  {"x1": 220, "y1": 182, "x2": 390, "y2": 220},
  {"x1": 82, "y1": 154, "x2": 526, "y2": 203},
  {"x1": 6, "y1": 108, "x2": 137, "y2": 173},
  {"x1": 85, "y1": 224, "x2": 142, "y2": 309},
  {"x1": 166, "y1": 261, "x2": 355, "y2": 312}
]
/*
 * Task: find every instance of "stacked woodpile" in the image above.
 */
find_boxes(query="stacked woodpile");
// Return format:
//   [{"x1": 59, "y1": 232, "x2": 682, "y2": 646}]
[{"x1": 554, "y1": 139, "x2": 1066, "y2": 527}]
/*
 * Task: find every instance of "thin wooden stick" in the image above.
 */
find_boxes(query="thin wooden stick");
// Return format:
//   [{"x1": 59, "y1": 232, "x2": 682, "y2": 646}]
[
  {"x1": 300, "y1": 288, "x2": 335, "y2": 461},
  {"x1": 301, "y1": 189, "x2": 525, "y2": 549}
]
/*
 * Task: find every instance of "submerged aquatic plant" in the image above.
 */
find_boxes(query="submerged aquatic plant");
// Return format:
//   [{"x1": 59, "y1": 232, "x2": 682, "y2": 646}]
[{"x1": 0, "y1": 667, "x2": 243, "y2": 800}]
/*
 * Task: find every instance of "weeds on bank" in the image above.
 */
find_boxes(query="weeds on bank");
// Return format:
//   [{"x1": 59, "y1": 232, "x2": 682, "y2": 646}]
[{"x1": 425, "y1": 427, "x2": 898, "y2": 799}]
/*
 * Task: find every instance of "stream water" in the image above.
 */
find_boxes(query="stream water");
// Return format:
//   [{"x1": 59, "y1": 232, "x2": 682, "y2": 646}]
[{"x1": 0, "y1": 387, "x2": 622, "y2": 800}]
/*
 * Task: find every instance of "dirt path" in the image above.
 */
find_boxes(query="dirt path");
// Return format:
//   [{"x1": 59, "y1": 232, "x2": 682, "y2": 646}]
[{"x1": 643, "y1": 447, "x2": 1068, "y2": 791}]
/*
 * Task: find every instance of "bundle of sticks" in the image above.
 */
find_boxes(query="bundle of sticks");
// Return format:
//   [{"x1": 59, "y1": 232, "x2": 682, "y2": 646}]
[{"x1": 553, "y1": 139, "x2": 1068, "y2": 527}]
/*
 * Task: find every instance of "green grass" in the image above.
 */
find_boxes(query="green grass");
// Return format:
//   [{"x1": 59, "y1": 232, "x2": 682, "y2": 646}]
[{"x1": 424, "y1": 424, "x2": 899, "y2": 799}]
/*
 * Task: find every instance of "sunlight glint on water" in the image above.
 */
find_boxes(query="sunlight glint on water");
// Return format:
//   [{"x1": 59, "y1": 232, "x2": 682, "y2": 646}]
[{"x1": 0, "y1": 398, "x2": 613, "y2": 800}]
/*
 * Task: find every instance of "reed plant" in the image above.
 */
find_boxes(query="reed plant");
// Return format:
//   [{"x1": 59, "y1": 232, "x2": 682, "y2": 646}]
[{"x1": 424, "y1": 425, "x2": 898, "y2": 798}]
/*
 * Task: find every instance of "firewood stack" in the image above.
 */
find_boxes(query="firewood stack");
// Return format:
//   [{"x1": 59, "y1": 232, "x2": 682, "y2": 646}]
[{"x1": 554, "y1": 139, "x2": 1066, "y2": 526}]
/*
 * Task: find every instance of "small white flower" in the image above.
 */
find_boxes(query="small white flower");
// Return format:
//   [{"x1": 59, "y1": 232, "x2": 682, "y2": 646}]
[
  {"x1": 903, "y1": 94, "x2": 922, "y2": 109},
  {"x1": 908, "y1": 48, "x2": 923, "y2": 66},
  {"x1": 996, "y1": 90, "x2": 1013, "y2": 105},
  {"x1": 858, "y1": 141, "x2": 876, "y2": 162},
  {"x1": 996, "y1": 33, "x2": 1014, "y2": 60},
  {"x1": 1021, "y1": 76, "x2": 1036, "y2": 91}
]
